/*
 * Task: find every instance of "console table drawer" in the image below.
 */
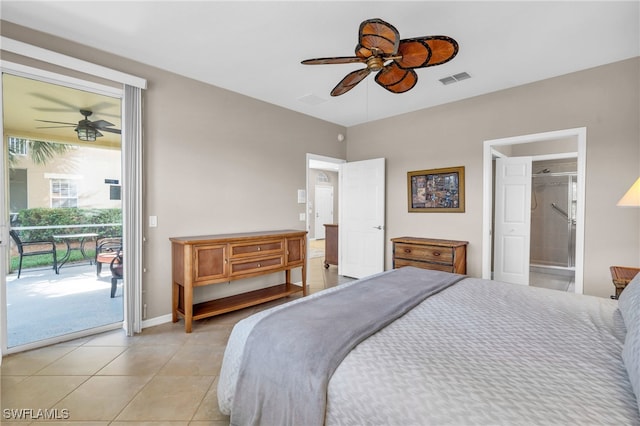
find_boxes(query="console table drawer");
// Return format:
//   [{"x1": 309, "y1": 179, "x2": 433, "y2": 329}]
[
  {"x1": 230, "y1": 239, "x2": 284, "y2": 258},
  {"x1": 394, "y1": 243, "x2": 453, "y2": 264},
  {"x1": 230, "y1": 255, "x2": 284, "y2": 276}
]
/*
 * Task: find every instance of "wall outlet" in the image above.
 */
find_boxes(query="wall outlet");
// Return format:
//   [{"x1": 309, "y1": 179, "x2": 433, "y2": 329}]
[{"x1": 299, "y1": 213, "x2": 306, "y2": 221}]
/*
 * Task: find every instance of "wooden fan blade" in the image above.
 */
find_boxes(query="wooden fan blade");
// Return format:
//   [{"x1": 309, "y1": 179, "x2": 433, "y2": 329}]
[
  {"x1": 422, "y1": 36, "x2": 459, "y2": 66},
  {"x1": 331, "y1": 68, "x2": 371, "y2": 96},
  {"x1": 375, "y1": 63, "x2": 418, "y2": 94},
  {"x1": 35, "y1": 119, "x2": 77, "y2": 126},
  {"x1": 301, "y1": 56, "x2": 365, "y2": 65},
  {"x1": 395, "y1": 38, "x2": 432, "y2": 69},
  {"x1": 356, "y1": 18, "x2": 400, "y2": 58},
  {"x1": 36, "y1": 125, "x2": 75, "y2": 129}
]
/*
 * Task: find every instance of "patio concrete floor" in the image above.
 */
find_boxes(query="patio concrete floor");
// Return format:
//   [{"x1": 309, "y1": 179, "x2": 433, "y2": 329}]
[{"x1": 6, "y1": 262, "x2": 123, "y2": 348}]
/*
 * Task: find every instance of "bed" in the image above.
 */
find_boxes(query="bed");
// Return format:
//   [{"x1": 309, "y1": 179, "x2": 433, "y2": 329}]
[{"x1": 218, "y1": 266, "x2": 640, "y2": 426}]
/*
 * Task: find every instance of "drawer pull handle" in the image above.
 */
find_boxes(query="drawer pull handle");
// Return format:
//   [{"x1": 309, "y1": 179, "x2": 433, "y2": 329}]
[
  {"x1": 257, "y1": 263, "x2": 262, "y2": 267},
  {"x1": 404, "y1": 249, "x2": 411, "y2": 253},
  {"x1": 257, "y1": 247, "x2": 261, "y2": 251},
  {"x1": 433, "y1": 251, "x2": 441, "y2": 256}
]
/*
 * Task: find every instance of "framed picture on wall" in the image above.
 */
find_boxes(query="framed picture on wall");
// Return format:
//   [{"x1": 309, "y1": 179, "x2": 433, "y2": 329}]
[{"x1": 408, "y1": 166, "x2": 465, "y2": 212}]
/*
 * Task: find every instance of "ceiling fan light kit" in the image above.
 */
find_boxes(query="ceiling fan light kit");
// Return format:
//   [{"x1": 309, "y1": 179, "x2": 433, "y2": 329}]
[
  {"x1": 75, "y1": 123, "x2": 101, "y2": 141},
  {"x1": 302, "y1": 18, "x2": 459, "y2": 96}
]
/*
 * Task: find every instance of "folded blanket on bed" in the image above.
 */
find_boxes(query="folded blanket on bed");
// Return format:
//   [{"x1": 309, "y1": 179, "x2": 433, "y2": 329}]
[{"x1": 230, "y1": 266, "x2": 465, "y2": 426}]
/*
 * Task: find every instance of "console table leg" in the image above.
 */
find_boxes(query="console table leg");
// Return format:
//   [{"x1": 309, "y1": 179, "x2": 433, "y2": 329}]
[
  {"x1": 172, "y1": 281, "x2": 179, "y2": 323},
  {"x1": 184, "y1": 283, "x2": 193, "y2": 333},
  {"x1": 302, "y1": 262, "x2": 307, "y2": 296}
]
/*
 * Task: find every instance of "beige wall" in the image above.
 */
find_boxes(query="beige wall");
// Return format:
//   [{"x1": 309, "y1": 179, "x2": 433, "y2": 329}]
[{"x1": 346, "y1": 57, "x2": 640, "y2": 298}]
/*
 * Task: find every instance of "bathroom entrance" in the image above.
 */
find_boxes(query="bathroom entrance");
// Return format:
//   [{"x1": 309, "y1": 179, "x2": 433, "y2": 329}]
[{"x1": 530, "y1": 159, "x2": 577, "y2": 291}]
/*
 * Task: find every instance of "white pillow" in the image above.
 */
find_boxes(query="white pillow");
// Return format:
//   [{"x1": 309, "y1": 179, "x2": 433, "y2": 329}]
[{"x1": 619, "y1": 271, "x2": 640, "y2": 332}]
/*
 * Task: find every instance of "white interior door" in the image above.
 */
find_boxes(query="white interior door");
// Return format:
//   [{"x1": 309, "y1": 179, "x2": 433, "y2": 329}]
[
  {"x1": 494, "y1": 156, "x2": 532, "y2": 285},
  {"x1": 339, "y1": 158, "x2": 385, "y2": 278},
  {"x1": 314, "y1": 185, "x2": 333, "y2": 239}
]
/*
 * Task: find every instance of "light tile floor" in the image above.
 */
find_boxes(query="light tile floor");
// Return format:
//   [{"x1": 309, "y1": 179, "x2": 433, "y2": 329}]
[{"x1": 1, "y1": 243, "x2": 342, "y2": 425}]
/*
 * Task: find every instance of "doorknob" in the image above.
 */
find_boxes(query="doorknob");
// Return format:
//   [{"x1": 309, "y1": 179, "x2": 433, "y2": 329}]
[{"x1": 373, "y1": 225, "x2": 384, "y2": 230}]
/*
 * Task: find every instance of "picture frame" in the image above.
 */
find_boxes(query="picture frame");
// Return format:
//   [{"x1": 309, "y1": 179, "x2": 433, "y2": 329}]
[{"x1": 407, "y1": 166, "x2": 465, "y2": 212}]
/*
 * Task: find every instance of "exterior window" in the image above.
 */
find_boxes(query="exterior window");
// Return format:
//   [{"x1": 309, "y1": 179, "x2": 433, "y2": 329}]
[
  {"x1": 8, "y1": 137, "x2": 28, "y2": 156},
  {"x1": 51, "y1": 179, "x2": 78, "y2": 208}
]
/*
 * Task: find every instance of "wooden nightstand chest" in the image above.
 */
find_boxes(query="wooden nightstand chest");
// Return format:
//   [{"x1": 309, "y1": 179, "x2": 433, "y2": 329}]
[
  {"x1": 391, "y1": 237, "x2": 468, "y2": 274},
  {"x1": 609, "y1": 266, "x2": 640, "y2": 299}
]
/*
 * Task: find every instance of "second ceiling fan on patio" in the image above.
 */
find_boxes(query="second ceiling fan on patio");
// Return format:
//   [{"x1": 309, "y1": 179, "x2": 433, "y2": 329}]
[{"x1": 36, "y1": 109, "x2": 121, "y2": 141}]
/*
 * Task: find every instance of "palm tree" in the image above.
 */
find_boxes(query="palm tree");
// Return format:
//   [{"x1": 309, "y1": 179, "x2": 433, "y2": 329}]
[{"x1": 8, "y1": 138, "x2": 71, "y2": 167}]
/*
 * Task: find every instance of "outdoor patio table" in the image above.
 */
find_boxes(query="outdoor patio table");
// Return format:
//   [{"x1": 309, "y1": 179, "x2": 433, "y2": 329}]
[{"x1": 53, "y1": 232, "x2": 99, "y2": 271}]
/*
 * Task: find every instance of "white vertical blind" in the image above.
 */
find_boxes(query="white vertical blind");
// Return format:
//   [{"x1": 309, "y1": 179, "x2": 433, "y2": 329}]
[{"x1": 122, "y1": 84, "x2": 143, "y2": 335}]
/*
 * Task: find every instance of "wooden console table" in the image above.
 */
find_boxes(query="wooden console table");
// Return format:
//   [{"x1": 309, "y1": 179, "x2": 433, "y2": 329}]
[{"x1": 170, "y1": 229, "x2": 307, "y2": 332}]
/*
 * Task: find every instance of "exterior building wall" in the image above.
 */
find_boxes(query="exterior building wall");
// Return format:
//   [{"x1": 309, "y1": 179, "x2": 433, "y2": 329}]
[{"x1": 10, "y1": 143, "x2": 121, "y2": 212}]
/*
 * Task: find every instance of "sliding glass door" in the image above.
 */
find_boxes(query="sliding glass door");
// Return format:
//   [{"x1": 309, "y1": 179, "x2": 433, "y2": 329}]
[{"x1": 2, "y1": 72, "x2": 124, "y2": 352}]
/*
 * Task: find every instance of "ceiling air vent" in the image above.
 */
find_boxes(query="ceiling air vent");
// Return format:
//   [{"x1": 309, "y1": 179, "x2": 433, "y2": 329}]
[{"x1": 439, "y1": 72, "x2": 471, "y2": 85}]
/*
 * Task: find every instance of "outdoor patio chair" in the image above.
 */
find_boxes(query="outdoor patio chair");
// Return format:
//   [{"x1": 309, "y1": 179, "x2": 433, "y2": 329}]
[
  {"x1": 96, "y1": 236, "x2": 122, "y2": 276},
  {"x1": 110, "y1": 249, "x2": 123, "y2": 298},
  {"x1": 9, "y1": 229, "x2": 58, "y2": 278}
]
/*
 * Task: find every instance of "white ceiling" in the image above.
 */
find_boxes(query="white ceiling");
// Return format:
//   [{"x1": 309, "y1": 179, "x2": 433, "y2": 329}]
[{"x1": 2, "y1": 1, "x2": 639, "y2": 128}]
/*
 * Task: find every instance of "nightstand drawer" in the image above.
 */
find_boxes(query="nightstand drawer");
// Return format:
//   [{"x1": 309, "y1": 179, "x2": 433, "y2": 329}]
[
  {"x1": 394, "y1": 258, "x2": 455, "y2": 272},
  {"x1": 394, "y1": 243, "x2": 453, "y2": 264}
]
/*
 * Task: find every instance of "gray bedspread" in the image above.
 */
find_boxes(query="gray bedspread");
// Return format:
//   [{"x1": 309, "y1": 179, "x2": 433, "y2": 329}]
[
  {"x1": 219, "y1": 270, "x2": 640, "y2": 425},
  {"x1": 230, "y1": 267, "x2": 464, "y2": 426}
]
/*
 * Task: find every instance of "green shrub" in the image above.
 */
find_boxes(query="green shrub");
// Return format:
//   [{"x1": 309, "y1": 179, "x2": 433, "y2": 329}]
[
  {"x1": 10, "y1": 207, "x2": 121, "y2": 273},
  {"x1": 11, "y1": 208, "x2": 122, "y2": 240}
]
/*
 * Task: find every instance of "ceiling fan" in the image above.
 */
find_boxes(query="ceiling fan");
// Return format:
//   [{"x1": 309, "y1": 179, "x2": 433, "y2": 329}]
[
  {"x1": 302, "y1": 18, "x2": 459, "y2": 96},
  {"x1": 36, "y1": 109, "x2": 121, "y2": 141}
]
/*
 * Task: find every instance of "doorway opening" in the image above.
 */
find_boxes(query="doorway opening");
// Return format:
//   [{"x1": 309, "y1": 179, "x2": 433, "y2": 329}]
[
  {"x1": 307, "y1": 155, "x2": 342, "y2": 241},
  {"x1": 530, "y1": 159, "x2": 577, "y2": 291},
  {"x1": 482, "y1": 128, "x2": 586, "y2": 294}
]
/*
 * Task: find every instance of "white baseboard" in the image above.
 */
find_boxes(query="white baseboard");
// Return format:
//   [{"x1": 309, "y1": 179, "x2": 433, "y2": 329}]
[{"x1": 141, "y1": 313, "x2": 172, "y2": 329}]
